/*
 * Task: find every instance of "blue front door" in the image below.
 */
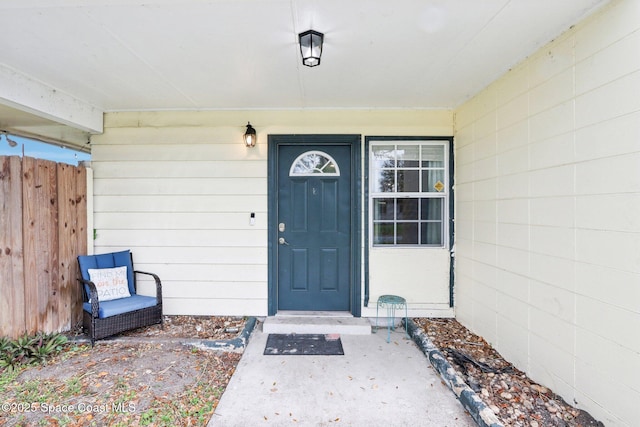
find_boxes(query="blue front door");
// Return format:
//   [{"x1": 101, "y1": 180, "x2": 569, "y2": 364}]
[{"x1": 276, "y1": 143, "x2": 352, "y2": 311}]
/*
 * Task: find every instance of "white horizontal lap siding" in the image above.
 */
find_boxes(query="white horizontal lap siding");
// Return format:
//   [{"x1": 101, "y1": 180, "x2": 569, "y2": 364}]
[
  {"x1": 93, "y1": 195, "x2": 267, "y2": 213},
  {"x1": 454, "y1": 1, "x2": 640, "y2": 426},
  {"x1": 95, "y1": 229, "x2": 267, "y2": 247},
  {"x1": 94, "y1": 177, "x2": 266, "y2": 196},
  {"x1": 91, "y1": 160, "x2": 267, "y2": 179},
  {"x1": 92, "y1": 125, "x2": 268, "y2": 316}
]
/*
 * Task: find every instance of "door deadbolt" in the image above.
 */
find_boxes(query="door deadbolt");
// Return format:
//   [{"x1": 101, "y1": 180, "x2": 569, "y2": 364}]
[{"x1": 279, "y1": 222, "x2": 286, "y2": 232}]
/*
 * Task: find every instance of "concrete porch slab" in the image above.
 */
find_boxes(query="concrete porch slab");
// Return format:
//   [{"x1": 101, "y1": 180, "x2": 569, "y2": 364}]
[{"x1": 209, "y1": 324, "x2": 475, "y2": 427}]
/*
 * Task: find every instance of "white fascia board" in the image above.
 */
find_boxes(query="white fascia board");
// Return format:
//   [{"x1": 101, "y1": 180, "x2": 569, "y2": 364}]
[{"x1": 0, "y1": 64, "x2": 103, "y2": 134}]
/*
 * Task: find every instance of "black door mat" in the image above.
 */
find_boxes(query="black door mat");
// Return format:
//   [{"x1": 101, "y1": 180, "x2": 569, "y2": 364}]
[{"x1": 264, "y1": 334, "x2": 344, "y2": 355}]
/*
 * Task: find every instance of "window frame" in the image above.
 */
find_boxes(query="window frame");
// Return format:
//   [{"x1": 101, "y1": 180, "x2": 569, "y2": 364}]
[{"x1": 367, "y1": 138, "x2": 450, "y2": 248}]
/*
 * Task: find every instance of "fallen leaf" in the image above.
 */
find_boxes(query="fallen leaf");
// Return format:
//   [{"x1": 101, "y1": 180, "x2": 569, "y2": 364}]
[{"x1": 97, "y1": 371, "x2": 108, "y2": 377}]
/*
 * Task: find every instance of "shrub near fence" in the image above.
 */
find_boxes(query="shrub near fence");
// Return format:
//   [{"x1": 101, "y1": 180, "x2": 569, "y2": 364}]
[{"x1": 0, "y1": 156, "x2": 88, "y2": 339}]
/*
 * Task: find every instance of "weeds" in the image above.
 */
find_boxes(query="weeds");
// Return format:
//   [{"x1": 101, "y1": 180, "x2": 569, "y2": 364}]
[{"x1": 0, "y1": 332, "x2": 68, "y2": 372}]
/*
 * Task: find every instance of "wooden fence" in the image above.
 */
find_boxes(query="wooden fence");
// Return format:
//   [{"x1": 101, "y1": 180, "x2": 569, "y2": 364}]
[{"x1": 1, "y1": 156, "x2": 88, "y2": 339}]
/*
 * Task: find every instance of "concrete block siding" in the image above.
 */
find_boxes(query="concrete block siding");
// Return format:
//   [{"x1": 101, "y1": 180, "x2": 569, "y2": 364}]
[{"x1": 453, "y1": 1, "x2": 640, "y2": 425}]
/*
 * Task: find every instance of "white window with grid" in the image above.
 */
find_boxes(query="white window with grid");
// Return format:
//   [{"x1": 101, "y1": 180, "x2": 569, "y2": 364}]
[{"x1": 369, "y1": 141, "x2": 448, "y2": 247}]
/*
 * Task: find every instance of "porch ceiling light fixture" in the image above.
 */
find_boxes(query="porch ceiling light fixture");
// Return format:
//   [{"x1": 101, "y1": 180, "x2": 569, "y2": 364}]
[
  {"x1": 244, "y1": 122, "x2": 257, "y2": 147},
  {"x1": 298, "y1": 30, "x2": 324, "y2": 67}
]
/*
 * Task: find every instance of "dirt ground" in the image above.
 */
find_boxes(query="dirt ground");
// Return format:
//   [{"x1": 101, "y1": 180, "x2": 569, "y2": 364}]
[
  {"x1": 120, "y1": 316, "x2": 247, "y2": 340},
  {"x1": 1, "y1": 316, "x2": 604, "y2": 427},
  {"x1": 0, "y1": 316, "x2": 244, "y2": 427}
]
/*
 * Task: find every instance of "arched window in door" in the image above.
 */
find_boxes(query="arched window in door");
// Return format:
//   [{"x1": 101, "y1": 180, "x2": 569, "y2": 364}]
[{"x1": 289, "y1": 150, "x2": 341, "y2": 176}]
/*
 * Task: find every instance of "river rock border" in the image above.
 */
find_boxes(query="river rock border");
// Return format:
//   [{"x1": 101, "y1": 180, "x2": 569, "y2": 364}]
[
  {"x1": 404, "y1": 318, "x2": 504, "y2": 427},
  {"x1": 184, "y1": 316, "x2": 257, "y2": 351}
]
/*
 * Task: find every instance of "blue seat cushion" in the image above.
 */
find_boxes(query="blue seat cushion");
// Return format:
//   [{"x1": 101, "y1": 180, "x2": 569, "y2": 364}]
[
  {"x1": 78, "y1": 250, "x2": 136, "y2": 296},
  {"x1": 83, "y1": 295, "x2": 158, "y2": 318}
]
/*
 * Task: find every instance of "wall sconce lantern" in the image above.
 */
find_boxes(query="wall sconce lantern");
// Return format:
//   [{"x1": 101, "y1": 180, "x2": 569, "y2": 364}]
[
  {"x1": 244, "y1": 122, "x2": 257, "y2": 147},
  {"x1": 299, "y1": 30, "x2": 324, "y2": 67}
]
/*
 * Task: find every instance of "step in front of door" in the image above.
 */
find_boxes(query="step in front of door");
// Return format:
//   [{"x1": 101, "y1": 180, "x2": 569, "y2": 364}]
[{"x1": 262, "y1": 316, "x2": 371, "y2": 335}]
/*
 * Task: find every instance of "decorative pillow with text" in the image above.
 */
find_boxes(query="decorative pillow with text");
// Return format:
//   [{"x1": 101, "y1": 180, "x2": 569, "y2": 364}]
[{"x1": 88, "y1": 266, "x2": 131, "y2": 302}]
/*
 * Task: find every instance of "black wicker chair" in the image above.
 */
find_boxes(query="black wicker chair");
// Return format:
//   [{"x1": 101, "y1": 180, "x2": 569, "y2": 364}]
[{"x1": 77, "y1": 250, "x2": 162, "y2": 345}]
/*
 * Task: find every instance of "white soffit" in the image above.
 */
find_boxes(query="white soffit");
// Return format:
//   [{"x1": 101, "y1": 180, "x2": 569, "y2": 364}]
[{"x1": 0, "y1": 0, "x2": 610, "y2": 144}]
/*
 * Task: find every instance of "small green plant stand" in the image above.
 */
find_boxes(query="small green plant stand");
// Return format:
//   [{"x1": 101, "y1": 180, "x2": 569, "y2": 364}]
[{"x1": 374, "y1": 294, "x2": 409, "y2": 343}]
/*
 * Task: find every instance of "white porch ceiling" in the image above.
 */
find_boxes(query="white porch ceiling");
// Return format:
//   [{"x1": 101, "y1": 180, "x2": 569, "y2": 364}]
[{"x1": 0, "y1": 0, "x2": 610, "y2": 148}]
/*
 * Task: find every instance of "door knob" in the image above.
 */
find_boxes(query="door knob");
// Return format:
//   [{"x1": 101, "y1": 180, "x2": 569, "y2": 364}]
[{"x1": 278, "y1": 237, "x2": 290, "y2": 245}]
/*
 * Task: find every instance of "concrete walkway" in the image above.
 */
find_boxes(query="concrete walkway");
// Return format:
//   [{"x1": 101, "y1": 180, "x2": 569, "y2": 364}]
[{"x1": 209, "y1": 325, "x2": 475, "y2": 427}]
